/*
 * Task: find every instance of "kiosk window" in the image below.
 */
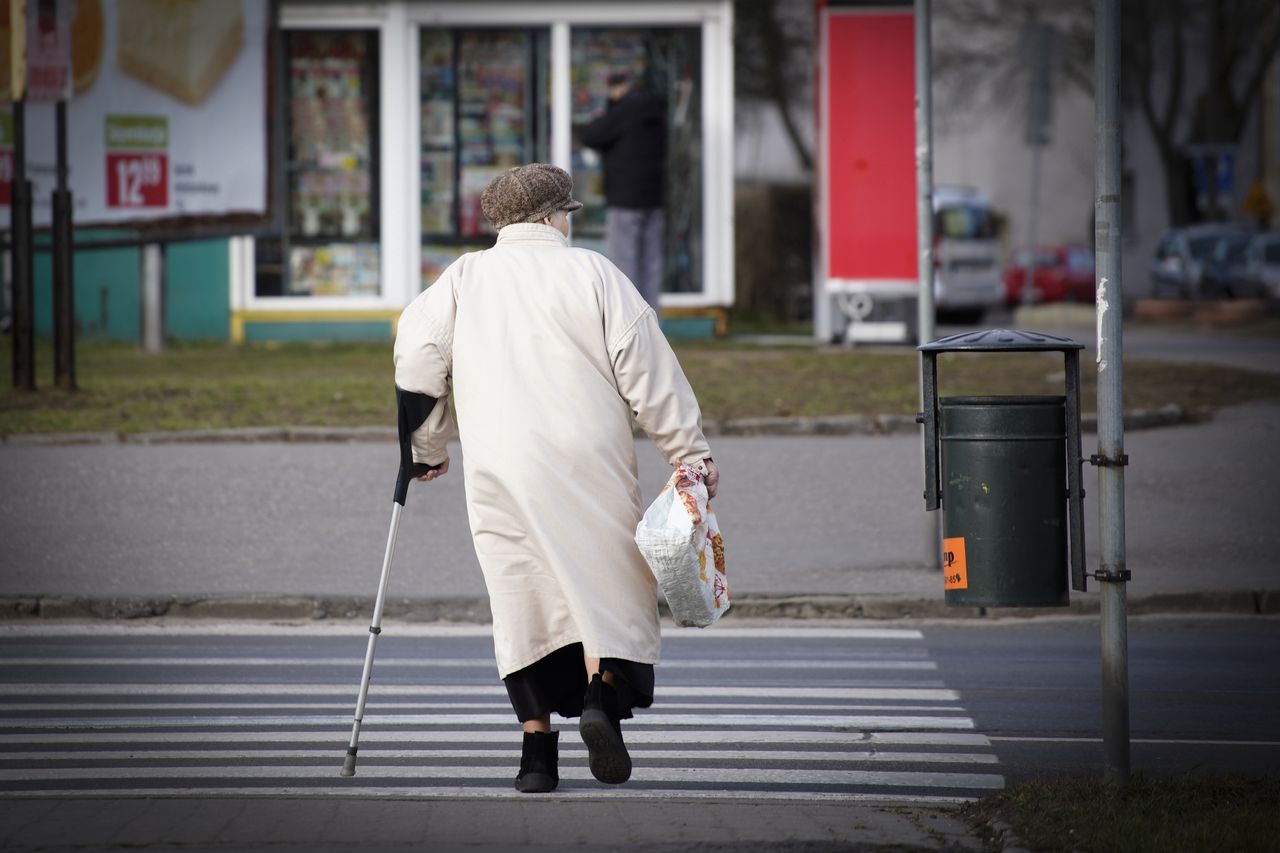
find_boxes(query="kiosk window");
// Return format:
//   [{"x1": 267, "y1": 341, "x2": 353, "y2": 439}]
[
  {"x1": 420, "y1": 28, "x2": 549, "y2": 287},
  {"x1": 570, "y1": 27, "x2": 702, "y2": 295},
  {"x1": 256, "y1": 30, "x2": 380, "y2": 298}
]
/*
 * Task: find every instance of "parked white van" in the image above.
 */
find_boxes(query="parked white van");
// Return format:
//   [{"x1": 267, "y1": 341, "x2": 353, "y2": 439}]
[{"x1": 933, "y1": 186, "x2": 1003, "y2": 322}]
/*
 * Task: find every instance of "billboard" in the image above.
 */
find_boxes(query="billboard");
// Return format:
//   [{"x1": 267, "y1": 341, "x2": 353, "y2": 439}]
[{"x1": 0, "y1": 0, "x2": 267, "y2": 227}]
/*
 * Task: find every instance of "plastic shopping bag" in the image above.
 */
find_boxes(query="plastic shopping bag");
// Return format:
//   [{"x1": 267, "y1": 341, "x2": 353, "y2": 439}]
[{"x1": 634, "y1": 464, "x2": 728, "y2": 628}]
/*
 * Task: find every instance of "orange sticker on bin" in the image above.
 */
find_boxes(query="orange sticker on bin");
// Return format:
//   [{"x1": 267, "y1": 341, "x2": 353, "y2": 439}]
[{"x1": 943, "y1": 537, "x2": 968, "y2": 590}]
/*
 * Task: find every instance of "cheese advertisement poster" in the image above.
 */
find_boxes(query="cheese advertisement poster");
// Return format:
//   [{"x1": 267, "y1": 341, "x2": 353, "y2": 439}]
[{"x1": 0, "y1": 0, "x2": 267, "y2": 226}]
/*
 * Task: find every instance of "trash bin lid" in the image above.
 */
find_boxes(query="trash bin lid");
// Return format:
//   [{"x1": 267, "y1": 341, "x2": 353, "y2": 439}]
[{"x1": 918, "y1": 328, "x2": 1084, "y2": 353}]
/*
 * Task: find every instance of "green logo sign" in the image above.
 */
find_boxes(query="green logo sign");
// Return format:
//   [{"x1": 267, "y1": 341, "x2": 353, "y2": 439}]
[{"x1": 105, "y1": 115, "x2": 168, "y2": 151}]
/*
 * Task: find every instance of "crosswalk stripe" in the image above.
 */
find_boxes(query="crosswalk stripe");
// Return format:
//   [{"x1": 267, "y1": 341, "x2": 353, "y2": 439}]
[
  {"x1": 666, "y1": 627, "x2": 926, "y2": 640},
  {"x1": 0, "y1": 749, "x2": 999, "y2": 764},
  {"x1": 0, "y1": 730, "x2": 993, "y2": 746},
  {"x1": 0, "y1": 764, "x2": 1005, "y2": 789},
  {"x1": 0, "y1": 684, "x2": 957, "y2": 700},
  {"x1": 0, "y1": 701, "x2": 966, "y2": 713},
  {"x1": 0, "y1": 625, "x2": 926, "y2": 640},
  {"x1": 0, "y1": 786, "x2": 974, "y2": 805},
  {"x1": 1, "y1": 713, "x2": 975, "y2": 730},
  {"x1": 0, "y1": 657, "x2": 936, "y2": 670}
]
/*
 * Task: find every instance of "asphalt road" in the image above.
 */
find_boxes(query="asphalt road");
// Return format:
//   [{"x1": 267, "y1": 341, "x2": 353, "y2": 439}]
[
  {"x1": 2, "y1": 400, "x2": 1277, "y2": 605},
  {"x1": 923, "y1": 615, "x2": 1280, "y2": 781},
  {"x1": 0, "y1": 616, "x2": 1275, "y2": 850}
]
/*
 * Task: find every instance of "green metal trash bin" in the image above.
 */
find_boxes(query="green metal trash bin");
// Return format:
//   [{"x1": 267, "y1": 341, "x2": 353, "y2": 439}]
[
  {"x1": 940, "y1": 395, "x2": 1068, "y2": 607},
  {"x1": 919, "y1": 330, "x2": 1088, "y2": 607}
]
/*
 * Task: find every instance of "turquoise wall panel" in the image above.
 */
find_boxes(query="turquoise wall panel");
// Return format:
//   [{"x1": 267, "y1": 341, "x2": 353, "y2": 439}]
[
  {"x1": 660, "y1": 316, "x2": 717, "y2": 340},
  {"x1": 33, "y1": 240, "x2": 140, "y2": 342},
  {"x1": 243, "y1": 321, "x2": 392, "y2": 343},
  {"x1": 166, "y1": 240, "x2": 230, "y2": 340}
]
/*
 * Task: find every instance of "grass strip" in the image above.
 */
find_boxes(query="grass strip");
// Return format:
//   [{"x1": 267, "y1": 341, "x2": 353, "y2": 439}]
[
  {"x1": 2, "y1": 337, "x2": 1279, "y2": 435},
  {"x1": 963, "y1": 773, "x2": 1280, "y2": 853}
]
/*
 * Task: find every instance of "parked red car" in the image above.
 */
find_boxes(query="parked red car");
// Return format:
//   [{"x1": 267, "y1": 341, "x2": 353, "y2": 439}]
[{"x1": 1003, "y1": 245, "x2": 1096, "y2": 305}]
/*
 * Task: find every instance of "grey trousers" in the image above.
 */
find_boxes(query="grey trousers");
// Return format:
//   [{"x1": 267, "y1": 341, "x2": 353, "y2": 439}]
[{"x1": 606, "y1": 207, "x2": 665, "y2": 312}]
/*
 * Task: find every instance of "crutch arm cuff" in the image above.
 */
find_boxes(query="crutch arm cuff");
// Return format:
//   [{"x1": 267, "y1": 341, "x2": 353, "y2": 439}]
[{"x1": 394, "y1": 387, "x2": 440, "y2": 505}]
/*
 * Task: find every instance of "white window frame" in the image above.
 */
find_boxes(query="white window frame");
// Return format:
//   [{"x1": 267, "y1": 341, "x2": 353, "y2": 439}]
[{"x1": 241, "y1": 3, "x2": 414, "y2": 312}]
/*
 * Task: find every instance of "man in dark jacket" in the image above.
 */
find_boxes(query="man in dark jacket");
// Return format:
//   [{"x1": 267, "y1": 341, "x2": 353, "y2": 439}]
[{"x1": 580, "y1": 71, "x2": 667, "y2": 312}]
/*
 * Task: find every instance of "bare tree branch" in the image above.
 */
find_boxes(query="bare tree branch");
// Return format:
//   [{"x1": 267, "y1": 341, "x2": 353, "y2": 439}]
[
  {"x1": 734, "y1": 0, "x2": 813, "y2": 171},
  {"x1": 1166, "y1": 0, "x2": 1185, "y2": 141},
  {"x1": 931, "y1": 0, "x2": 1280, "y2": 224},
  {"x1": 1228, "y1": 3, "x2": 1280, "y2": 139}
]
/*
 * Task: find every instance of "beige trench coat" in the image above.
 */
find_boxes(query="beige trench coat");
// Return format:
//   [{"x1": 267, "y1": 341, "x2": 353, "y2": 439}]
[{"x1": 393, "y1": 223, "x2": 712, "y2": 677}]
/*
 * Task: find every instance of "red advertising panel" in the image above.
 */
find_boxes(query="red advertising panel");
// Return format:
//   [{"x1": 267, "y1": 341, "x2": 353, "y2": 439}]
[{"x1": 824, "y1": 10, "x2": 916, "y2": 282}]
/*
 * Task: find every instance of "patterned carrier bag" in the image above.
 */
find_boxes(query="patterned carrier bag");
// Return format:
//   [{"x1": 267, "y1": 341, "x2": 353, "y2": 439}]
[{"x1": 634, "y1": 464, "x2": 729, "y2": 628}]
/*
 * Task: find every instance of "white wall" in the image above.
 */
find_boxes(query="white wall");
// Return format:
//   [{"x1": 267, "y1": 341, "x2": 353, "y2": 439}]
[
  {"x1": 933, "y1": 88, "x2": 1097, "y2": 250},
  {"x1": 735, "y1": 100, "x2": 813, "y2": 185}
]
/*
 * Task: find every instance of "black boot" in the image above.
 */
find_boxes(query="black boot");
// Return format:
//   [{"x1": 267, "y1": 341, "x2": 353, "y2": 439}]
[
  {"x1": 579, "y1": 673, "x2": 632, "y2": 784},
  {"x1": 514, "y1": 730, "x2": 559, "y2": 793}
]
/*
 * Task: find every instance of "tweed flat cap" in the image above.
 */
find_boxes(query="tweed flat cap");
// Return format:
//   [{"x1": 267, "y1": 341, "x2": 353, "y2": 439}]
[{"x1": 480, "y1": 163, "x2": 583, "y2": 230}]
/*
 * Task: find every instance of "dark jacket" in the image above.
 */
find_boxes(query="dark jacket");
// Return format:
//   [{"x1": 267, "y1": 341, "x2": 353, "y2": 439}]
[{"x1": 580, "y1": 89, "x2": 667, "y2": 209}]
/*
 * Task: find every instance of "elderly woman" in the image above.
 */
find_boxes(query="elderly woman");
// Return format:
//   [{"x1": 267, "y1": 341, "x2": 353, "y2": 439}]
[{"x1": 393, "y1": 163, "x2": 719, "y2": 794}]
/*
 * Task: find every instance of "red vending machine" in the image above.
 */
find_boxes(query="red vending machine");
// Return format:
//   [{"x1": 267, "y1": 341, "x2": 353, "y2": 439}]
[{"x1": 815, "y1": 1, "x2": 917, "y2": 342}]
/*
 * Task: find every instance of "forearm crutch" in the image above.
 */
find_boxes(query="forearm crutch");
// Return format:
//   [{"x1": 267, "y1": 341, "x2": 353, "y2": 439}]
[{"x1": 341, "y1": 387, "x2": 439, "y2": 777}]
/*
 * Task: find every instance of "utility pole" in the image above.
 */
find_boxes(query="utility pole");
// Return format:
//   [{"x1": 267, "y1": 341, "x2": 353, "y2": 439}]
[
  {"x1": 53, "y1": 97, "x2": 76, "y2": 388},
  {"x1": 1094, "y1": 0, "x2": 1130, "y2": 785},
  {"x1": 9, "y1": 0, "x2": 35, "y2": 390},
  {"x1": 915, "y1": 0, "x2": 940, "y2": 570}
]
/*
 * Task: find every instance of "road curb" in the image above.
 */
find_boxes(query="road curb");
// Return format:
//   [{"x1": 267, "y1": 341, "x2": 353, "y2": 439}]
[
  {"x1": 0, "y1": 404, "x2": 1191, "y2": 446},
  {"x1": 0, "y1": 426, "x2": 402, "y2": 447},
  {"x1": 2, "y1": 589, "x2": 1273, "y2": 623}
]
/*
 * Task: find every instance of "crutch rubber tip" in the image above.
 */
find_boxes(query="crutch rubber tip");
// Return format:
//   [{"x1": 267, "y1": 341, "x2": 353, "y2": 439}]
[{"x1": 340, "y1": 755, "x2": 357, "y2": 776}]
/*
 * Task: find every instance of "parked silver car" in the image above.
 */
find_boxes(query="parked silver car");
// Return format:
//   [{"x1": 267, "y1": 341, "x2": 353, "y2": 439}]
[
  {"x1": 1237, "y1": 232, "x2": 1280, "y2": 300},
  {"x1": 1150, "y1": 223, "x2": 1254, "y2": 298}
]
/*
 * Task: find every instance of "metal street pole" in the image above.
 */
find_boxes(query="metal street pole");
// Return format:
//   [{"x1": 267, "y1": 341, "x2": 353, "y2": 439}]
[
  {"x1": 915, "y1": 0, "x2": 940, "y2": 570},
  {"x1": 141, "y1": 243, "x2": 165, "y2": 353},
  {"x1": 10, "y1": 96, "x2": 35, "y2": 391},
  {"x1": 53, "y1": 99, "x2": 76, "y2": 390},
  {"x1": 9, "y1": 0, "x2": 35, "y2": 390},
  {"x1": 1094, "y1": 0, "x2": 1130, "y2": 785}
]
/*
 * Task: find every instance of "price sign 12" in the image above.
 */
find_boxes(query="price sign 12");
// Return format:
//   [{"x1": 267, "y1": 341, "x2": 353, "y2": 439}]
[{"x1": 107, "y1": 153, "x2": 169, "y2": 208}]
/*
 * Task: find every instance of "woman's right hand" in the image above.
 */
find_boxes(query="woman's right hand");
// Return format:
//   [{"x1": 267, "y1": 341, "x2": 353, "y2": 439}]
[
  {"x1": 416, "y1": 458, "x2": 450, "y2": 482},
  {"x1": 702, "y1": 459, "x2": 719, "y2": 499}
]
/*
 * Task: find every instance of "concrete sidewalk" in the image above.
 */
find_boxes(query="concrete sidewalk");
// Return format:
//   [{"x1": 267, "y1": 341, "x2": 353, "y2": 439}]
[{"x1": 0, "y1": 796, "x2": 985, "y2": 852}]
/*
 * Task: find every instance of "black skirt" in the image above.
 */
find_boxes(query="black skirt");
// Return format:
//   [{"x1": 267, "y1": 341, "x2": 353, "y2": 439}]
[{"x1": 503, "y1": 642, "x2": 654, "y2": 723}]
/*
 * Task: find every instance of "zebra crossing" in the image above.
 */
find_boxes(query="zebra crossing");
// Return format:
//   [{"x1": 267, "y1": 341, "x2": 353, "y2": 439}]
[{"x1": 0, "y1": 624, "x2": 1004, "y2": 804}]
